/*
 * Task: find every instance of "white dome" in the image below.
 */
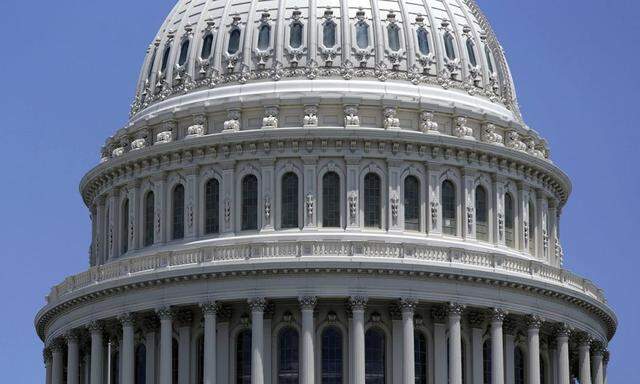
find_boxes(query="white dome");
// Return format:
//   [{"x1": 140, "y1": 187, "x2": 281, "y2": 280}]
[{"x1": 130, "y1": 0, "x2": 521, "y2": 122}]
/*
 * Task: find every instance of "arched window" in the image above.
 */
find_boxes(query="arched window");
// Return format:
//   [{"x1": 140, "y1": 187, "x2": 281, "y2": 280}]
[
  {"x1": 321, "y1": 327, "x2": 343, "y2": 384},
  {"x1": 356, "y1": 22, "x2": 370, "y2": 49},
  {"x1": 387, "y1": 26, "x2": 400, "y2": 51},
  {"x1": 444, "y1": 32, "x2": 456, "y2": 60},
  {"x1": 241, "y1": 175, "x2": 258, "y2": 231},
  {"x1": 364, "y1": 173, "x2": 382, "y2": 228},
  {"x1": 236, "y1": 330, "x2": 252, "y2": 384},
  {"x1": 144, "y1": 191, "x2": 155, "y2": 247},
  {"x1": 322, "y1": 172, "x2": 341, "y2": 228},
  {"x1": 196, "y1": 335, "x2": 204, "y2": 384},
  {"x1": 257, "y1": 25, "x2": 271, "y2": 51},
  {"x1": 161, "y1": 45, "x2": 171, "y2": 72},
  {"x1": 172, "y1": 338, "x2": 179, "y2": 384},
  {"x1": 172, "y1": 184, "x2": 185, "y2": 240},
  {"x1": 365, "y1": 328, "x2": 385, "y2": 384},
  {"x1": 201, "y1": 33, "x2": 214, "y2": 59},
  {"x1": 228, "y1": 29, "x2": 241, "y2": 55},
  {"x1": 281, "y1": 172, "x2": 299, "y2": 229},
  {"x1": 415, "y1": 333, "x2": 428, "y2": 384},
  {"x1": 466, "y1": 39, "x2": 477, "y2": 67},
  {"x1": 483, "y1": 340, "x2": 491, "y2": 384},
  {"x1": 290, "y1": 23, "x2": 303, "y2": 49},
  {"x1": 404, "y1": 176, "x2": 420, "y2": 231},
  {"x1": 135, "y1": 344, "x2": 146, "y2": 384},
  {"x1": 147, "y1": 47, "x2": 158, "y2": 80},
  {"x1": 475, "y1": 186, "x2": 489, "y2": 241},
  {"x1": 323, "y1": 22, "x2": 336, "y2": 48},
  {"x1": 205, "y1": 179, "x2": 220, "y2": 235},
  {"x1": 485, "y1": 46, "x2": 495, "y2": 73},
  {"x1": 528, "y1": 200, "x2": 536, "y2": 254},
  {"x1": 417, "y1": 29, "x2": 430, "y2": 55},
  {"x1": 278, "y1": 327, "x2": 300, "y2": 384},
  {"x1": 178, "y1": 39, "x2": 190, "y2": 66},
  {"x1": 121, "y1": 199, "x2": 129, "y2": 254},
  {"x1": 442, "y1": 180, "x2": 457, "y2": 236},
  {"x1": 514, "y1": 347, "x2": 525, "y2": 384},
  {"x1": 504, "y1": 193, "x2": 515, "y2": 248}
]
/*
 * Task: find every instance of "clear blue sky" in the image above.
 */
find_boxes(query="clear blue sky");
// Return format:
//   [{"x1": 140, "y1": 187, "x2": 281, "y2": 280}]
[{"x1": 0, "y1": 0, "x2": 637, "y2": 382}]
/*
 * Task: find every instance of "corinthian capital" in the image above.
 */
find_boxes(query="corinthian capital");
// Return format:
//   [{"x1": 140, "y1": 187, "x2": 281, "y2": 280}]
[
  {"x1": 490, "y1": 308, "x2": 507, "y2": 323},
  {"x1": 447, "y1": 302, "x2": 465, "y2": 317},
  {"x1": 348, "y1": 296, "x2": 368, "y2": 311},
  {"x1": 399, "y1": 298, "x2": 419, "y2": 313},
  {"x1": 86, "y1": 320, "x2": 104, "y2": 333},
  {"x1": 299, "y1": 296, "x2": 318, "y2": 310},
  {"x1": 525, "y1": 315, "x2": 543, "y2": 330},
  {"x1": 555, "y1": 323, "x2": 572, "y2": 339},
  {"x1": 156, "y1": 306, "x2": 175, "y2": 321},
  {"x1": 119, "y1": 313, "x2": 136, "y2": 327},
  {"x1": 248, "y1": 297, "x2": 267, "y2": 312},
  {"x1": 200, "y1": 301, "x2": 219, "y2": 316}
]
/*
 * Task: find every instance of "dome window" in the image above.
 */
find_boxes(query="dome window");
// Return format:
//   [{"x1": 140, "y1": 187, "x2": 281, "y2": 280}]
[
  {"x1": 442, "y1": 180, "x2": 457, "y2": 236},
  {"x1": 466, "y1": 39, "x2": 477, "y2": 67},
  {"x1": 228, "y1": 29, "x2": 241, "y2": 55},
  {"x1": 281, "y1": 172, "x2": 299, "y2": 229},
  {"x1": 387, "y1": 25, "x2": 401, "y2": 52},
  {"x1": 290, "y1": 22, "x2": 303, "y2": 49},
  {"x1": 160, "y1": 46, "x2": 171, "y2": 72},
  {"x1": 323, "y1": 22, "x2": 336, "y2": 48},
  {"x1": 475, "y1": 186, "x2": 489, "y2": 242},
  {"x1": 364, "y1": 173, "x2": 381, "y2": 228},
  {"x1": 257, "y1": 25, "x2": 271, "y2": 51},
  {"x1": 417, "y1": 29, "x2": 430, "y2": 55},
  {"x1": 178, "y1": 40, "x2": 190, "y2": 66},
  {"x1": 172, "y1": 184, "x2": 185, "y2": 240},
  {"x1": 205, "y1": 179, "x2": 220, "y2": 235},
  {"x1": 147, "y1": 47, "x2": 157, "y2": 79},
  {"x1": 404, "y1": 176, "x2": 420, "y2": 231},
  {"x1": 505, "y1": 193, "x2": 515, "y2": 248},
  {"x1": 356, "y1": 22, "x2": 370, "y2": 49},
  {"x1": 241, "y1": 175, "x2": 258, "y2": 231},
  {"x1": 143, "y1": 191, "x2": 155, "y2": 247},
  {"x1": 201, "y1": 33, "x2": 214, "y2": 59},
  {"x1": 321, "y1": 327, "x2": 343, "y2": 383},
  {"x1": 443, "y1": 32, "x2": 456, "y2": 60},
  {"x1": 485, "y1": 45, "x2": 495, "y2": 73},
  {"x1": 322, "y1": 172, "x2": 341, "y2": 228}
]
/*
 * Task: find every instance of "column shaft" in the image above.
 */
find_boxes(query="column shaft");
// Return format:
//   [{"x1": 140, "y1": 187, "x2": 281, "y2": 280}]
[
  {"x1": 592, "y1": 353, "x2": 604, "y2": 384},
  {"x1": 557, "y1": 335, "x2": 570, "y2": 384},
  {"x1": 504, "y1": 334, "x2": 515, "y2": 384},
  {"x1": 144, "y1": 331, "x2": 157, "y2": 384},
  {"x1": 433, "y1": 322, "x2": 447, "y2": 384},
  {"x1": 300, "y1": 297, "x2": 317, "y2": 384},
  {"x1": 250, "y1": 299, "x2": 266, "y2": 384},
  {"x1": 526, "y1": 317, "x2": 542, "y2": 384},
  {"x1": 471, "y1": 327, "x2": 483, "y2": 384},
  {"x1": 491, "y1": 315, "x2": 505, "y2": 384},
  {"x1": 67, "y1": 336, "x2": 80, "y2": 384},
  {"x1": 448, "y1": 305, "x2": 463, "y2": 384},
  {"x1": 121, "y1": 316, "x2": 135, "y2": 384},
  {"x1": 159, "y1": 310, "x2": 173, "y2": 384},
  {"x1": 401, "y1": 302, "x2": 416, "y2": 384},
  {"x1": 51, "y1": 346, "x2": 64, "y2": 384},
  {"x1": 579, "y1": 340, "x2": 592, "y2": 384},
  {"x1": 350, "y1": 297, "x2": 367, "y2": 384},
  {"x1": 90, "y1": 326, "x2": 104, "y2": 384},
  {"x1": 202, "y1": 304, "x2": 218, "y2": 384}
]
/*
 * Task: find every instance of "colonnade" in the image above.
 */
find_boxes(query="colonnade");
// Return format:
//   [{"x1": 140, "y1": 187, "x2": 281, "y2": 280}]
[{"x1": 44, "y1": 298, "x2": 608, "y2": 384}]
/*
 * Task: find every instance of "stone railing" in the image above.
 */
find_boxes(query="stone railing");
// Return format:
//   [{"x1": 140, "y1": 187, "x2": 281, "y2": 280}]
[{"x1": 47, "y1": 241, "x2": 606, "y2": 305}]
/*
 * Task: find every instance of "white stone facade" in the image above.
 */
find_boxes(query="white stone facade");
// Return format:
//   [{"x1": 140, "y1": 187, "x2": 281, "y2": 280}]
[{"x1": 36, "y1": 1, "x2": 615, "y2": 384}]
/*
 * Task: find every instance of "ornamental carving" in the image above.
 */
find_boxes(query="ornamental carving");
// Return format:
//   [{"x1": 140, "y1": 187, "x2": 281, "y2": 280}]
[
  {"x1": 344, "y1": 105, "x2": 360, "y2": 127},
  {"x1": 497, "y1": 213, "x2": 505, "y2": 240},
  {"x1": 505, "y1": 131, "x2": 527, "y2": 152},
  {"x1": 447, "y1": 302, "x2": 465, "y2": 316},
  {"x1": 454, "y1": 117, "x2": 474, "y2": 139},
  {"x1": 466, "y1": 206, "x2": 474, "y2": 233},
  {"x1": 224, "y1": 110, "x2": 241, "y2": 132},
  {"x1": 421, "y1": 111, "x2": 439, "y2": 133},
  {"x1": 131, "y1": 137, "x2": 147, "y2": 151},
  {"x1": 298, "y1": 296, "x2": 318, "y2": 310},
  {"x1": 525, "y1": 137, "x2": 545, "y2": 158},
  {"x1": 156, "y1": 130, "x2": 173, "y2": 145},
  {"x1": 262, "y1": 107, "x2": 279, "y2": 129},
  {"x1": 490, "y1": 308, "x2": 507, "y2": 322},
  {"x1": 348, "y1": 192, "x2": 358, "y2": 223},
  {"x1": 482, "y1": 123, "x2": 503, "y2": 145},
  {"x1": 430, "y1": 201, "x2": 439, "y2": 229},
  {"x1": 224, "y1": 197, "x2": 232, "y2": 223},
  {"x1": 467, "y1": 310, "x2": 485, "y2": 328},
  {"x1": 303, "y1": 105, "x2": 318, "y2": 127},
  {"x1": 156, "y1": 307, "x2": 174, "y2": 320},
  {"x1": 248, "y1": 297, "x2": 267, "y2": 312},
  {"x1": 186, "y1": 114, "x2": 207, "y2": 138},
  {"x1": 305, "y1": 193, "x2": 315, "y2": 220},
  {"x1": 383, "y1": 107, "x2": 400, "y2": 129},
  {"x1": 349, "y1": 296, "x2": 368, "y2": 311},
  {"x1": 264, "y1": 195, "x2": 271, "y2": 221},
  {"x1": 525, "y1": 314, "x2": 543, "y2": 329},
  {"x1": 399, "y1": 298, "x2": 418, "y2": 313},
  {"x1": 201, "y1": 301, "x2": 219, "y2": 316}
]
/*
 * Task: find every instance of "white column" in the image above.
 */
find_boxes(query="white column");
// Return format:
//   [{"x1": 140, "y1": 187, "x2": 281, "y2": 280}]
[
  {"x1": 201, "y1": 302, "x2": 218, "y2": 384},
  {"x1": 504, "y1": 325, "x2": 516, "y2": 384},
  {"x1": 176, "y1": 310, "x2": 193, "y2": 384},
  {"x1": 400, "y1": 299, "x2": 417, "y2": 384},
  {"x1": 121, "y1": 314, "x2": 135, "y2": 384},
  {"x1": 432, "y1": 306, "x2": 447, "y2": 384},
  {"x1": 556, "y1": 325, "x2": 571, "y2": 384},
  {"x1": 67, "y1": 332, "x2": 80, "y2": 384},
  {"x1": 490, "y1": 309, "x2": 506, "y2": 384},
  {"x1": 348, "y1": 316, "x2": 355, "y2": 384},
  {"x1": 249, "y1": 298, "x2": 267, "y2": 384},
  {"x1": 89, "y1": 322, "x2": 104, "y2": 384},
  {"x1": 391, "y1": 308, "x2": 403, "y2": 384},
  {"x1": 44, "y1": 348, "x2": 53, "y2": 384},
  {"x1": 469, "y1": 312, "x2": 484, "y2": 384},
  {"x1": 157, "y1": 307, "x2": 174, "y2": 384},
  {"x1": 578, "y1": 334, "x2": 592, "y2": 384},
  {"x1": 526, "y1": 316, "x2": 543, "y2": 384},
  {"x1": 591, "y1": 344, "x2": 604, "y2": 384},
  {"x1": 143, "y1": 318, "x2": 158, "y2": 384},
  {"x1": 602, "y1": 351, "x2": 609, "y2": 384},
  {"x1": 448, "y1": 303, "x2": 464, "y2": 384},
  {"x1": 217, "y1": 309, "x2": 231, "y2": 384},
  {"x1": 349, "y1": 296, "x2": 367, "y2": 384},
  {"x1": 51, "y1": 341, "x2": 64, "y2": 384},
  {"x1": 299, "y1": 297, "x2": 317, "y2": 384}
]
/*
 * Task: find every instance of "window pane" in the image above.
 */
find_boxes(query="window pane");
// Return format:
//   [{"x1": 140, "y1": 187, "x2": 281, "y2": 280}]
[
  {"x1": 442, "y1": 180, "x2": 457, "y2": 236},
  {"x1": 201, "y1": 33, "x2": 214, "y2": 59},
  {"x1": 147, "y1": 48, "x2": 157, "y2": 79},
  {"x1": 205, "y1": 179, "x2": 220, "y2": 234},
  {"x1": 178, "y1": 40, "x2": 190, "y2": 66},
  {"x1": 236, "y1": 330, "x2": 252, "y2": 384},
  {"x1": 483, "y1": 340, "x2": 491, "y2": 384},
  {"x1": 228, "y1": 29, "x2": 241, "y2": 54},
  {"x1": 505, "y1": 193, "x2": 515, "y2": 248},
  {"x1": 364, "y1": 173, "x2": 381, "y2": 228},
  {"x1": 278, "y1": 327, "x2": 299, "y2": 384},
  {"x1": 388, "y1": 26, "x2": 400, "y2": 51},
  {"x1": 172, "y1": 185, "x2": 185, "y2": 240},
  {"x1": 323, "y1": 22, "x2": 336, "y2": 48},
  {"x1": 196, "y1": 336, "x2": 204, "y2": 384},
  {"x1": 121, "y1": 199, "x2": 129, "y2": 254},
  {"x1": 161, "y1": 46, "x2": 171, "y2": 72},
  {"x1": 172, "y1": 339, "x2": 179, "y2": 384},
  {"x1": 281, "y1": 173, "x2": 299, "y2": 229},
  {"x1": 444, "y1": 32, "x2": 456, "y2": 60},
  {"x1": 356, "y1": 23, "x2": 370, "y2": 49},
  {"x1": 135, "y1": 344, "x2": 146, "y2": 384},
  {"x1": 415, "y1": 333, "x2": 427, "y2": 384},
  {"x1": 404, "y1": 176, "x2": 420, "y2": 231},
  {"x1": 529, "y1": 201, "x2": 535, "y2": 254},
  {"x1": 322, "y1": 327, "x2": 343, "y2": 384},
  {"x1": 258, "y1": 25, "x2": 271, "y2": 50},
  {"x1": 242, "y1": 175, "x2": 259, "y2": 231},
  {"x1": 417, "y1": 29, "x2": 430, "y2": 55},
  {"x1": 514, "y1": 348, "x2": 525, "y2": 384},
  {"x1": 475, "y1": 186, "x2": 488, "y2": 241},
  {"x1": 290, "y1": 23, "x2": 303, "y2": 49},
  {"x1": 466, "y1": 39, "x2": 477, "y2": 67},
  {"x1": 365, "y1": 328, "x2": 385, "y2": 384},
  {"x1": 322, "y1": 172, "x2": 340, "y2": 228},
  {"x1": 485, "y1": 46, "x2": 494, "y2": 73},
  {"x1": 144, "y1": 192, "x2": 155, "y2": 247}
]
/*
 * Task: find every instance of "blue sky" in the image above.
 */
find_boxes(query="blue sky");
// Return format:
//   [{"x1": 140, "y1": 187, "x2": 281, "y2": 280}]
[{"x1": 0, "y1": 0, "x2": 638, "y2": 382}]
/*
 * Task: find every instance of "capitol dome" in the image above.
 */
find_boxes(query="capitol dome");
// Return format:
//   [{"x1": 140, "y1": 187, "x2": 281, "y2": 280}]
[{"x1": 37, "y1": 1, "x2": 614, "y2": 384}]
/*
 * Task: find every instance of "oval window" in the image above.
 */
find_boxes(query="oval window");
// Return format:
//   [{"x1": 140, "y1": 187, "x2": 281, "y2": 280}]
[
  {"x1": 228, "y1": 29, "x2": 240, "y2": 55},
  {"x1": 323, "y1": 22, "x2": 336, "y2": 48},
  {"x1": 290, "y1": 23, "x2": 303, "y2": 48},
  {"x1": 201, "y1": 33, "x2": 214, "y2": 59},
  {"x1": 444, "y1": 32, "x2": 456, "y2": 60},
  {"x1": 388, "y1": 26, "x2": 400, "y2": 51},
  {"x1": 466, "y1": 39, "x2": 477, "y2": 67},
  {"x1": 417, "y1": 29, "x2": 430, "y2": 55},
  {"x1": 160, "y1": 46, "x2": 171, "y2": 72},
  {"x1": 356, "y1": 22, "x2": 369, "y2": 49},
  {"x1": 257, "y1": 25, "x2": 271, "y2": 50},
  {"x1": 178, "y1": 40, "x2": 190, "y2": 66}
]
